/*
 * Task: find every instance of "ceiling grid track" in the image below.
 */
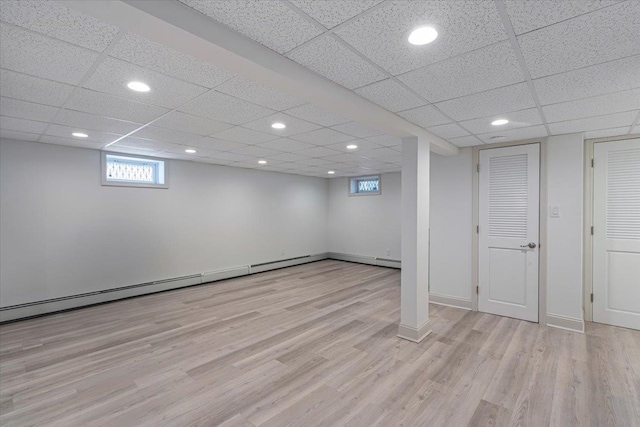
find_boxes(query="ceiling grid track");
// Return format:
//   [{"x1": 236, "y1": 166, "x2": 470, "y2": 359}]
[{"x1": 493, "y1": 0, "x2": 551, "y2": 136}]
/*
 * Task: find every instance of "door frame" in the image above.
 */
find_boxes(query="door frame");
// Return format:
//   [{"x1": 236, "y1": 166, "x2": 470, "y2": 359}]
[
  {"x1": 472, "y1": 138, "x2": 548, "y2": 324},
  {"x1": 583, "y1": 133, "x2": 640, "y2": 323}
]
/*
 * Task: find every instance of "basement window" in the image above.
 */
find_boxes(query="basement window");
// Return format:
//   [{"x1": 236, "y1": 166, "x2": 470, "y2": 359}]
[
  {"x1": 349, "y1": 175, "x2": 381, "y2": 196},
  {"x1": 101, "y1": 152, "x2": 168, "y2": 188}
]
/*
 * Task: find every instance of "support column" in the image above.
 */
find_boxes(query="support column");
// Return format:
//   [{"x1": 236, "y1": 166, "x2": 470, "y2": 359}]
[{"x1": 398, "y1": 136, "x2": 431, "y2": 343}]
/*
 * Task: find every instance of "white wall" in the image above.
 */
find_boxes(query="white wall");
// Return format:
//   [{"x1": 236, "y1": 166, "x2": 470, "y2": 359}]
[
  {"x1": 546, "y1": 134, "x2": 584, "y2": 321},
  {"x1": 327, "y1": 172, "x2": 401, "y2": 259},
  {"x1": 327, "y1": 149, "x2": 473, "y2": 301},
  {"x1": 0, "y1": 139, "x2": 328, "y2": 307}
]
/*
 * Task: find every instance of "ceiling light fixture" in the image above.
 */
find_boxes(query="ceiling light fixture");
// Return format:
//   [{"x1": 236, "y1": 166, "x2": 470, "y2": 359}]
[
  {"x1": 491, "y1": 119, "x2": 509, "y2": 126},
  {"x1": 327, "y1": 170, "x2": 335, "y2": 175},
  {"x1": 127, "y1": 81, "x2": 150, "y2": 92},
  {"x1": 185, "y1": 149, "x2": 196, "y2": 154},
  {"x1": 346, "y1": 144, "x2": 358, "y2": 150},
  {"x1": 407, "y1": 26, "x2": 438, "y2": 46},
  {"x1": 271, "y1": 122, "x2": 286, "y2": 129},
  {"x1": 490, "y1": 136, "x2": 506, "y2": 140},
  {"x1": 72, "y1": 132, "x2": 88, "y2": 138},
  {"x1": 258, "y1": 159, "x2": 267, "y2": 164}
]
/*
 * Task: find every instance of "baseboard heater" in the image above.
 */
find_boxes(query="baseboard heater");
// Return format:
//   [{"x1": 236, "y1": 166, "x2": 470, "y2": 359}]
[
  {"x1": 327, "y1": 252, "x2": 401, "y2": 269},
  {"x1": 0, "y1": 253, "x2": 328, "y2": 323}
]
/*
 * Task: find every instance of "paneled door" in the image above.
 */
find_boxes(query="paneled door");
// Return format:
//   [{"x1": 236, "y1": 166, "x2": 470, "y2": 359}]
[
  {"x1": 593, "y1": 138, "x2": 640, "y2": 330},
  {"x1": 479, "y1": 144, "x2": 540, "y2": 322}
]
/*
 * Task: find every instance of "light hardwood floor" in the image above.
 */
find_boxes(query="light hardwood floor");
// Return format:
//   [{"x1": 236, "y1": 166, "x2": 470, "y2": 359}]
[{"x1": 1, "y1": 260, "x2": 639, "y2": 426}]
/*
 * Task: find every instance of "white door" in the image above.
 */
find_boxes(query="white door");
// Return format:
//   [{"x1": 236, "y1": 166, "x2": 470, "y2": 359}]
[
  {"x1": 593, "y1": 138, "x2": 640, "y2": 330},
  {"x1": 479, "y1": 144, "x2": 540, "y2": 322}
]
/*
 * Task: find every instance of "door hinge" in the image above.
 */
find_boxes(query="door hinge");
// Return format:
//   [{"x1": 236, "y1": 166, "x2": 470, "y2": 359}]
[
  {"x1": 477, "y1": 164, "x2": 480, "y2": 173},
  {"x1": 476, "y1": 225, "x2": 479, "y2": 234},
  {"x1": 591, "y1": 226, "x2": 594, "y2": 235},
  {"x1": 476, "y1": 286, "x2": 479, "y2": 295},
  {"x1": 590, "y1": 293, "x2": 594, "y2": 303},
  {"x1": 591, "y1": 158, "x2": 594, "y2": 168}
]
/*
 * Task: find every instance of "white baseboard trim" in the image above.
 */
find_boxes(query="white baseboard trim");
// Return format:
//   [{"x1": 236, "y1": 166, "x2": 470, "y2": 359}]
[
  {"x1": 327, "y1": 252, "x2": 401, "y2": 269},
  {"x1": 1, "y1": 253, "x2": 329, "y2": 323},
  {"x1": 546, "y1": 313, "x2": 585, "y2": 333},
  {"x1": 397, "y1": 320, "x2": 432, "y2": 343},
  {"x1": 429, "y1": 293, "x2": 472, "y2": 310}
]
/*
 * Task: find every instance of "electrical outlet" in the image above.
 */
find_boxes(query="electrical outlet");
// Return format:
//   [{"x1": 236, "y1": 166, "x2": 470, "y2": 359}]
[
  {"x1": 386, "y1": 249, "x2": 391, "y2": 256},
  {"x1": 550, "y1": 205, "x2": 560, "y2": 218}
]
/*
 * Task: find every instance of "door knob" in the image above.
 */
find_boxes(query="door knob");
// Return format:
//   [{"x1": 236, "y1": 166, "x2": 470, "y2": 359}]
[{"x1": 520, "y1": 242, "x2": 537, "y2": 249}]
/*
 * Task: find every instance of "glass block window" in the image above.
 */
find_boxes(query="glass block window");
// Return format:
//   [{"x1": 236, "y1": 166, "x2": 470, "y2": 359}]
[
  {"x1": 349, "y1": 175, "x2": 381, "y2": 196},
  {"x1": 102, "y1": 153, "x2": 167, "y2": 188}
]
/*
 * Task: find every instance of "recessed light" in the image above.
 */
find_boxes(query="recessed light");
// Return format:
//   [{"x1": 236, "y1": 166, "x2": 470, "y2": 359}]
[
  {"x1": 408, "y1": 26, "x2": 438, "y2": 46},
  {"x1": 258, "y1": 159, "x2": 267, "y2": 164},
  {"x1": 185, "y1": 149, "x2": 196, "y2": 154},
  {"x1": 271, "y1": 122, "x2": 286, "y2": 129},
  {"x1": 127, "y1": 81, "x2": 150, "y2": 92},
  {"x1": 72, "y1": 132, "x2": 88, "y2": 138},
  {"x1": 327, "y1": 170, "x2": 335, "y2": 175},
  {"x1": 346, "y1": 144, "x2": 358, "y2": 150},
  {"x1": 491, "y1": 119, "x2": 509, "y2": 126}
]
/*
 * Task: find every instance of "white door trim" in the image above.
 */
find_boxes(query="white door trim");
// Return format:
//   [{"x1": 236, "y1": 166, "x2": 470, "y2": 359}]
[
  {"x1": 583, "y1": 133, "x2": 640, "y2": 324},
  {"x1": 472, "y1": 138, "x2": 548, "y2": 324}
]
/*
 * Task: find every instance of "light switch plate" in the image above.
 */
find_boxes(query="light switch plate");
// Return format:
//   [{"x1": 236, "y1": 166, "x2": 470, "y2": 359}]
[{"x1": 550, "y1": 205, "x2": 560, "y2": 218}]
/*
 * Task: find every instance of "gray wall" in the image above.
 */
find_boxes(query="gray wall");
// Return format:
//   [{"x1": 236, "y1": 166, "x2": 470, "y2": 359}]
[{"x1": 0, "y1": 139, "x2": 328, "y2": 307}]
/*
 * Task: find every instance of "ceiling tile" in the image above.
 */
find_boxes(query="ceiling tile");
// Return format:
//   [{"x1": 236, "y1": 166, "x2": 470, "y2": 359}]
[
  {"x1": 355, "y1": 79, "x2": 425, "y2": 112},
  {"x1": 504, "y1": 0, "x2": 622, "y2": 35},
  {"x1": 84, "y1": 58, "x2": 208, "y2": 109},
  {"x1": 45, "y1": 124, "x2": 120, "y2": 144},
  {"x1": 533, "y1": 55, "x2": 640, "y2": 105},
  {"x1": 180, "y1": 91, "x2": 274, "y2": 125},
  {"x1": 295, "y1": 157, "x2": 335, "y2": 166},
  {"x1": 211, "y1": 126, "x2": 278, "y2": 144},
  {"x1": 291, "y1": 128, "x2": 355, "y2": 145},
  {"x1": 436, "y1": 83, "x2": 536, "y2": 121},
  {"x1": 208, "y1": 151, "x2": 256, "y2": 163},
  {"x1": 256, "y1": 138, "x2": 315, "y2": 152},
  {"x1": 39, "y1": 134, "x2": 104, "y2": 150},
  {"x1": 290, "y1": 0, "x2": 383, "y2": 29},
  {"x1": 295, "y1": 146, "x2": 342, "y2": 158},
  {"x1": 131, "y1": 126, "x2": 202, "y2": 145},
  {"x1": 543, "y1": 89, "x2": 640, "y2": 123},
  {"x1": 459, "y1": 108, "x2": 544, "y2": 134},
  {"x1": 283, "y1": 103, "x2": 350, "y2": 126},
  {"x1": 398, "y1": 41, "x2": 524, "y2": 102},
  {"x1": 215, "y1": 76, "x2": 305, "y2": 111},
  {"x1": 324, "y1": 139, "x2": 383, "y2": 152},
  {"x1": 334, "y1": 0, "x2": 507, "y2": 75},
  {"x1": 358, "y1": 147, "x2": 402, "y2": 159},
  {"x1": 548, "y1": 110, "x2": 638, "y2": 134},
  {"x1": 198, "y1": 157, "x2": 236, "y2": 166},
  {"x1": 229, "y1": 145, "x2": 283, "y2": 158},
  {"x1": 53, "y1": 109, "x2": 142, "y2": 135},
  {"x1": 177, "y1": 0, "x2": 322, "y2": 54},
  {"x1": 152, "y1": 111, "x2": 233, "y2": 136},
  {"x1": 633, "y1": 125, "x2": 640, "y2": 134},
  {"x1": 478, "y1": 125, "x2": 548, "y2": 144},
  {"x1": 0, "y1": 69, "x2": 74, "y2": 106},
  {"x1": 427, "y1": 123, "x2": 469, "y2": 139},
  {"x1": 111, "y1": 137, "x2": 175, "y2": 152},
  {"x1": 0, "y1": 0, "x2": 120, "y2": 52},
  {"x1": 584, "y1": 126, "x2": 633, "y2": 139},
  {"x1": 109, "y1": 32, "x2": 233, "y2": 88},
  {"x1": 446, "y1": 135, "x2": 484, "y2": 148},
  {"x1": 241, "y1": 113, "x2": 321, "y2": 137},
  {"x1": 265, "y1": 152, "x2": 310, "y2": 163},
  {"x1": 287, "y1": 35, "x2": 386, "y2": 90},
  {"x1": 0, "y1": 129, "x2": 40, "y2": 142},
  {"x1": 518, "y1": 2, "x2": 640, "y2": 78},
  {"x1": 330, "y1": 121, "x2": 383, "y2": 138},
  {"x1": 189, "y1": 137, "x2": 248, "y2": 152},
  {"x1": 397, "y1": 105, "x2": 451, "y2": 128},
  {"x1": 65, "y1": 88, "x2": 169, "y2": 124},
  {"x1": 105, "y1": 144, "x2": 159, "y2": 156},
  {"x1": 0, "y1": 115, "x2": 47, "y2": 134},
  {"x1": 365, "y1": 134, "x2": 403, "y2": 147},
  {"x1": 163, "y1": 144, "x2": 221, "y2": 158},
  {"x1": 0, "y1": 97, "x2": 58, "y2": 122},
  {"x1": 319, "y1": 152, "x2": 362, "y2": 163},
  {"x1": 0, "y1": 24, "x2": 99, "y2": 85}
]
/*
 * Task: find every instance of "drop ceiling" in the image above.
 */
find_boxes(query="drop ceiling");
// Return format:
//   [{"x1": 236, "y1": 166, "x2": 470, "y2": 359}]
[{"x1": 0, "y1": 0, "x2": 638, "y2": 178}]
